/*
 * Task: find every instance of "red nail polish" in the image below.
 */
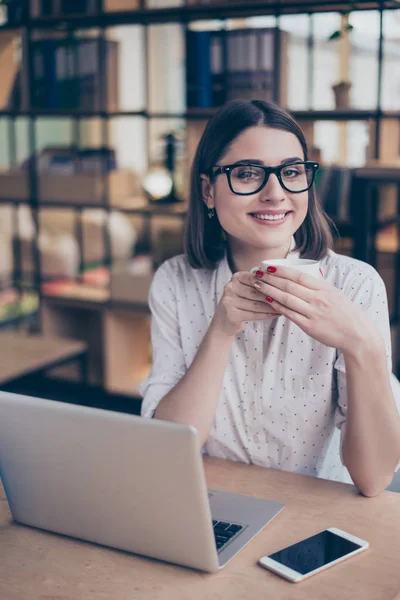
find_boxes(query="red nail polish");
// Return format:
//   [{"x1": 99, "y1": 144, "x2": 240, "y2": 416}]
[
  {"x1": 267, "y1": 266, "x2": 277, "y2": 273},
  {"x1": 255, "y1": 270, "x2": 264, "y2": 278},
  {"x1": 265, "y1": 296, "x2": 274, "y2": 303},
  {"x1": 319, "y1": 268, "x2": 324, "y2": 276}
]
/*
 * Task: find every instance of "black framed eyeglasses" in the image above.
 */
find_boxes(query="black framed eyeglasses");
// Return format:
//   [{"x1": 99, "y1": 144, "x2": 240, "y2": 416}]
[{"x1": 210, "y1": 161, "x2": 319, "y2": 195}]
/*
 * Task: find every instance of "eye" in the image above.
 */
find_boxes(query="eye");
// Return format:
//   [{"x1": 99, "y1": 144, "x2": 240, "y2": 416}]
[
  {"x1": 233, "y1": 166, "x2": 263, "y2": 181},
  {"x1": 281, "y1": 165, "x2": 303, "y2": 178}
]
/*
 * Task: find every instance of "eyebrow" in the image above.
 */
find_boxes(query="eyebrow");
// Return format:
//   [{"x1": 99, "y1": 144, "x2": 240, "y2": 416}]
[{"x1": 231, "y1": 157, "x2": 303, "y2": 166}]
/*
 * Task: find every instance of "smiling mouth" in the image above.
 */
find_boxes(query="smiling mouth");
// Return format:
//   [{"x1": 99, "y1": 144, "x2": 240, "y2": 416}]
[{"x1": 249, "y1": 211, "x2": 292, "y2": 222}]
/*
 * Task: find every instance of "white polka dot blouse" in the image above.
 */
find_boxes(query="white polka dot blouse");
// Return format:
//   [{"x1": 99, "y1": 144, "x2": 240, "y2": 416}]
[{"x1": 139, "y1": 245, "x2": 399, "y2": 484}]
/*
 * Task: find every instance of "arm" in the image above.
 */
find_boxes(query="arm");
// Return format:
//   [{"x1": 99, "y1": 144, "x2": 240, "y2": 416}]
[
  {"x1": 155, "y1": 322, "x2": 234, "y2": 447},
  {"x1": 251, "y1": 264, "x2": 400, "y2": 496},
  {"x1": 341, "y1": 330, "x2": 400, "y2": 497},
  {"x1": 152, "y1": 270, "x2": 280, "y2": 447}
]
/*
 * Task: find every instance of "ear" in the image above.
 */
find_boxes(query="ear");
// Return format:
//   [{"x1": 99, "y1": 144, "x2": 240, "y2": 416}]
[{"x1": 200, "y1": 175, "x2": 215, "y2": 209}]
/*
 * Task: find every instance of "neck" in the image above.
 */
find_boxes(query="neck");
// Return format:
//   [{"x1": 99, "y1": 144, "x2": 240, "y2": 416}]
[{"x1": 228, "y1": 238, "x2": 292, "y2": 273}]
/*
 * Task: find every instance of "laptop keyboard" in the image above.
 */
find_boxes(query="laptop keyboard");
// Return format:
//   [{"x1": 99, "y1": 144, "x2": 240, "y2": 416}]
[{"x1": 212, "y1": 519, "x2": 243, "y2": 552}]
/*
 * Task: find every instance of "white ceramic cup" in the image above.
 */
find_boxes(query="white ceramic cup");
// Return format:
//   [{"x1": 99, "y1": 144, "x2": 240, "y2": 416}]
[{"x1": 251, "y1": 258, "x2": 321, "y2": 278}]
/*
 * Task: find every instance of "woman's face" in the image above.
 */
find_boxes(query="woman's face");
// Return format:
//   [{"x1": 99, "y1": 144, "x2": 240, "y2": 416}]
[{"x1": 203, "y1": 126, "x2": 309, "y2": 259}]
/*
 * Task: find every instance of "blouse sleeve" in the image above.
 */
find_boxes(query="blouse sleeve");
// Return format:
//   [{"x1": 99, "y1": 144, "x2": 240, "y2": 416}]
[
  {"x1": 333, "y1": 266, "x2": 400, "y2": 463},
  {"x1": 139, "y1": 261, "x2": 187, "y2": 418}
]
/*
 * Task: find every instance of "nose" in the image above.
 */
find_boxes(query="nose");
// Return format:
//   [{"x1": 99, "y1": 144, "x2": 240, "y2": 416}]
[{"x1": 259, "y1": 173, "x2": 286, "y2": 203}]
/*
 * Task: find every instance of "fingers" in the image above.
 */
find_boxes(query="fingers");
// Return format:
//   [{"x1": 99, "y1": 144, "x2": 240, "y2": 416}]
[
  {"x1": 231, "y1": 271, "x2": 259, "y2": 290},
  {"x1": 235, "y1": 296, "x2": 280, "y2": 315},
  {"x1": 258, "y1": 283, "x2": 313, "y2": 318},
  {"x1": 229, "y1": 272, "x2": 266, "y2": 302},
  {"x1": 241, "y1": 311, "x2": 281, "y2": 321},
  {"x1": 260, "y1": 275, "x2": 315, "y2": 303},
  {"x1": 257, "y1": 266, "x2": 328, "y2": 291},
  {"x1": 265, "y1": 299, "x2": 308, "y2": 327}
]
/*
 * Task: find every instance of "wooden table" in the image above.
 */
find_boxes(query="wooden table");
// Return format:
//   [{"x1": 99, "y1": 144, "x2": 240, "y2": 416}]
[
  {"x1": 1, "y1": 457, "x2": 400, "y2": 600},
  {"x1": 0, "y1": 331, "x2": 88, "y2": 385}
]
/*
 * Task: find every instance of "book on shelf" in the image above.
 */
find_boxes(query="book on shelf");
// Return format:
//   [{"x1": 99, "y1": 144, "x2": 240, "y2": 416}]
[
  {"x1": 31, "y1": 0, "x2": 97, "y2": 17},
  {"x1": 31, "y1": 37, "x2": 119, "y2": 111},
  {"x1": 186, "y1": 30, "x2": 213, "y2": 109},
  {"x1": 31, "y1": 0, "x2": 142, "y2": 16},
  {"x1": 146, "y1": 0, "x2": 184, "y2": 6},
  {"x1": 186, "y1": 27, "x2": 288, "y2": 110},
  {"x1": 0, "y1": 0, "x2": 28, "y2": 25},
  {"x1": 186, "y1": 0, "x2": 280, "y2": 4},
  {"x1": 0, "y1": 31, "x2": 26, "y2": 110},
  {"x1": 24, "y1": 145, "x2": 118, "y2": 175},
  {"x1": 104, "y1": 0, "x2": 140, "y2": 10}
]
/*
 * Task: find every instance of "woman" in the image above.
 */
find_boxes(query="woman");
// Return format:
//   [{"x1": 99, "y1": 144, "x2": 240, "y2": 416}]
[{"x1": 139, "y1": 99, "x2": 400, "y2": 497}]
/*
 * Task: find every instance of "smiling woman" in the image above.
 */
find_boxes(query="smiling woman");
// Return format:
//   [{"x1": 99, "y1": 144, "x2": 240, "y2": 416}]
[{"x1": 139, "y1": 99, "x2": 400, "y2": 498}]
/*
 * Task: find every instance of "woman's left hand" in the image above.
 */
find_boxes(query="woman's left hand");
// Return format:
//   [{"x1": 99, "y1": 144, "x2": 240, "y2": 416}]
[{"x1": 253, "y1": 266, "x2": 381, "y2": 353}]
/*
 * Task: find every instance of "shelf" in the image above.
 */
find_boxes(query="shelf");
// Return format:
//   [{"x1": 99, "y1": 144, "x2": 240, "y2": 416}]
[
  {"x1": 0, "y1": 109, "x2": 148, "y2": 118},
  {"x1": 43, "y1": 293, "x2": 150, "y2": 314},
  {"x1": 0, "y1": 331, "x2": 87, "y2": 385},
  {"x1": 1, "y1": 109, "x2": 400, "y2": 120},
  {"x1": 354, "y1": 166, "x2": 400, "y2": 181},
  {"x1": 0, "y1": 196, "x2": 187, "y2": 215},
  {"x1": 293, "y1": 110, "x2": 387, "y2": 121},
  {"x1": 0, "y1": 1, "x2": 399, "y2": 30}
]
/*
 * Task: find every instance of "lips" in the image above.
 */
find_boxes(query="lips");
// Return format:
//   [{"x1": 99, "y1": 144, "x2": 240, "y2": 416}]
[
  {"x1": 248, "y1": 210, "x2": 292, "y2": 223},
  {"x1": 248, "y1": 210, "x2": 293, "y2": 227}
]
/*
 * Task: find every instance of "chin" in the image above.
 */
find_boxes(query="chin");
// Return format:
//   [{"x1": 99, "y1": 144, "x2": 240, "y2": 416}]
[{"x1": 252, "y1": 230, "x2": 294, "y2": 250}]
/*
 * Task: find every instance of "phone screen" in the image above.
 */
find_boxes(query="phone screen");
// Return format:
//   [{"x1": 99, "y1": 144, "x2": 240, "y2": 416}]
[{"x1": 268, "y1": 530, "x2": 362, "y2": 575}]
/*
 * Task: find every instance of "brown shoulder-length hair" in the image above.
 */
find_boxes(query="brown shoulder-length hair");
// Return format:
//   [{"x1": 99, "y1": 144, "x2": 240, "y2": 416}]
[{"x1": 184, "y1": 99, "x2": 334, "y2": 269}]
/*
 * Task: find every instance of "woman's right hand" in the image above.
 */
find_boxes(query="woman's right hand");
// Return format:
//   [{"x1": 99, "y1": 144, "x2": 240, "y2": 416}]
[{"x1": 212, "y1": 271, "x2": 281, "y2": 336}]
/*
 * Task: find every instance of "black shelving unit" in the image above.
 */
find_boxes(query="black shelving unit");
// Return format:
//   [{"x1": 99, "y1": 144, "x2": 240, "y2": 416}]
[
  {"x1": 0, "y1": 0, "x2": 399, "y2": 380},
  {"x1": 0, "y1": 0, "x2": 399, "y2": 29}
]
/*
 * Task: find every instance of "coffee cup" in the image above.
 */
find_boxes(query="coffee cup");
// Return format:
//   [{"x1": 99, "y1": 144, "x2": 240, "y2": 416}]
[{"x1": 251, "y1": 258, "x2": 321, "y2": 278}]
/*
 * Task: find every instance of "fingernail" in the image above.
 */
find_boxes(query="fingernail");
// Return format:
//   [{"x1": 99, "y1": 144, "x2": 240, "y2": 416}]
[
  {"x1": 265, "y1": 296, "x2": 274, "y2": 303},
  {"x1": 255, "y1": 270, "x2": 264, "y2": 278},
  {"x1": 267, "y1": 266, "x2": 277, "y2": 273}
]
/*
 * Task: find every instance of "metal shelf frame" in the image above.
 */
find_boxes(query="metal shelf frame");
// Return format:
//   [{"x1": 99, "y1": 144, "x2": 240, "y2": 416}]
[{"x1": 0, "y1": 0, "x2": 398, "y2": 372}]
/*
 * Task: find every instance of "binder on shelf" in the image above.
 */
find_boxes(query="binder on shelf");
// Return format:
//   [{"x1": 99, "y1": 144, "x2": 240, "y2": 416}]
[
  {"x1": 32, "y1": 37, "x2": 119, "y2": 111},
  {"x1": 186, "y1": 29, "x2": 213, "y2": 109},
  {"x1": 32, "y1": 0, "x2": 141, "y2": 16},
  {"x1": 59, "y1": 0, "x2": 97, "y2": 14},
  {"x1": 185, "y1": 27, "x2": 288, "y2": 110},
  {"x1": 210, "y1": 31, "x2": 225, "y2": 107},
  {"x1": 0, "y1": 0, "x2": 28, "y2": 25},
  {"x1": 32, "y1": 0, "x2": 97, "y2": 17}
]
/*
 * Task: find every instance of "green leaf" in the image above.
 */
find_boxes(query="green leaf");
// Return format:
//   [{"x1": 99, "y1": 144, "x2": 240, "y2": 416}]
[
  {"x1": 344, "y1": 23, "x2": 354, "y2": 32},
  {"x1": 328, "y1": 30, "x2": 342, "y2": 40}
]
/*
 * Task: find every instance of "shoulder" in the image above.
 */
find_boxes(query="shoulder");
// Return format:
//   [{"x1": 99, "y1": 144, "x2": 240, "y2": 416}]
[{"x1": 320, "y1": 250, "x2": 386, "y2": 300}]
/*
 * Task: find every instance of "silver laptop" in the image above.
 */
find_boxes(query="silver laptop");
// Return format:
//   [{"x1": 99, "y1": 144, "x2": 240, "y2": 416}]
[{"x1": 0, "y1": 391, "x2": 284, "y2": 572}]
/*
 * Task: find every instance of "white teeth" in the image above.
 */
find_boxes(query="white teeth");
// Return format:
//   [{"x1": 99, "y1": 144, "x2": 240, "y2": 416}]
[{"x1": 252, "y1": 213, "x2": 287, "y2": 221}]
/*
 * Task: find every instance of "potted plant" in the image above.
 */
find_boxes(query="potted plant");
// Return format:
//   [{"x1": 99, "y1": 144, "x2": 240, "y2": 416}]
[
  {"x1": 328, "y1": 6, "x2": 355, "y2": 110},
  {"x1": 332, "y1": 81, "x2": 352, "y2": 109}
]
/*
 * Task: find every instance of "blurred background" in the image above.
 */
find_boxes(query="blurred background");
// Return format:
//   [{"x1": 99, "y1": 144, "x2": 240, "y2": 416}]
[{"x1": 0, "y1": 0, "x2": 399, "y2": 422}]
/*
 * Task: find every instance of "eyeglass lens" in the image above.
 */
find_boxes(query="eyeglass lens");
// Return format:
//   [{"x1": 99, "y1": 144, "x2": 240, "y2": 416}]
[{"x1": 229, "y1": 163, "x2": 314, "y2": 194}]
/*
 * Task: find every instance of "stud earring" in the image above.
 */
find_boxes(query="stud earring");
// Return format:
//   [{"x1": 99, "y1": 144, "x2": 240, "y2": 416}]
[{"x1": 207, "y1": 208, "x2": 215, "y2": 219}]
